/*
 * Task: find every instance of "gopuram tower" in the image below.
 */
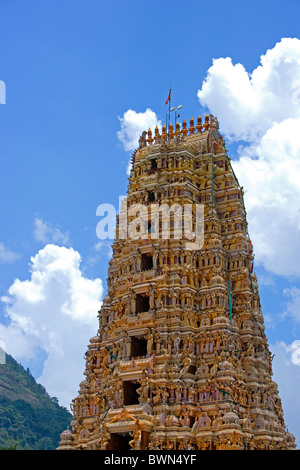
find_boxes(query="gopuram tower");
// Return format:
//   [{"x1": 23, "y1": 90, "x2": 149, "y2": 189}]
[{"x1": 58, "y1": 114, "x2": 296, "y2": 451}]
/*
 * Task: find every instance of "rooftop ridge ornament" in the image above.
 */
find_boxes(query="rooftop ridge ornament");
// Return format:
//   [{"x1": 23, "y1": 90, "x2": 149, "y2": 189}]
[
  {"x1": 203, "y1": 113, "x2": 210, "y2": 131},
  {"x1": 189, "y1": 117, "x2": 195, "y2": 135},
  {"x1": 196, "y1": 115, "x2": 203, "y2": 133},
  {"x1": 137, "y1": 113, "x2": 215, "y2": 149},
  {"x1": 147, "y1": 128, "x2": 153, "y2": 144},
  {"x1": 181, "y1": 119, "x2": 188, "y2": 136},
  {"x1": 161, "y1": 124, "x2": 167, "y2": 140}
]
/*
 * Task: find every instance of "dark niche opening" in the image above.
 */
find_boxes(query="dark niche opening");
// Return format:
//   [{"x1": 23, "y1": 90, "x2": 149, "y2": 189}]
[
  {"x1": 141, "y1": 253, "x2": 153, "y2": 271},
  {"x1": 151, "y1": 158, "x2": 157, "y2": 169},
  {"x1": 108, "y1": 431, "x2": 149, "y2": 450},
  {"x1": 131, "y1": 336, "x2": 147, "y2": 358},
  {"x1": 148, "y1": 191, "x2": 155, "y2": 202},
  {"x1": 108, "y1": 432, "x2": 131, "y2": 450},
  {"x1": 123, "y1": 380, "x2": 140, "y2": 406},
  {"x1": 188, "y1": 365, "x2": 196, "y2": 375},
  {"x1": 136, "y1": 294, "x2": 150, "y2": 313}
]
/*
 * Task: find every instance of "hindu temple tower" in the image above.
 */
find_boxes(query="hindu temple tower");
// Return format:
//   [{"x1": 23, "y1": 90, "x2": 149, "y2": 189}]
[{"x1": 58, "y1": 113, "x2": 296, "y2": 450}]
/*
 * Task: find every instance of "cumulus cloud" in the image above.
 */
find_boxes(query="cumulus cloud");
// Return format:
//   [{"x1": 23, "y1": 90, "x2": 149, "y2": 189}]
[
  {"x1": 0, "y1": 244, "x2": 103, "y2": 408},
  {"x1": 197, "y1": 38, "x2": 300, "y2": 277},
  {"x1": 33, "y1": 217, "x2": 70, "y2": 246},
  {"x1": 117, "y1": 108, "x2": 162, "y2": 152},
  {"x1": 198, "y1": 37, "x2": 300, "y2": 142},
  {"x1": 0, "y1": 242, "x2": 21, "y2": 263},
  {"x1": 233, "y1": 118, "x2": 300, "y2": 276}
]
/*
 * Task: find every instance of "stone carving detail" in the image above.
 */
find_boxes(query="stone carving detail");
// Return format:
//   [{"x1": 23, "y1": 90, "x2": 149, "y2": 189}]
[{"x1": 58, "y1": 114, "x2": 296, "y2": 451}]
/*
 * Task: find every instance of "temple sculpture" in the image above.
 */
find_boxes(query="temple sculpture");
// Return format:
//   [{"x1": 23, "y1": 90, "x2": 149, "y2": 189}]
[{"x1": 58, "y1": 113, "x2": 296, "y2": 450}]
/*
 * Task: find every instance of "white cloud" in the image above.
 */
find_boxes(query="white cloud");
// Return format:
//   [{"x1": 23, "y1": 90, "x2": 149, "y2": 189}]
[
  {"x1": 0, "y1": 244, "x2": 103, "y2": 408},
  {"x1": 198, "y1": 37, "x2": 300, "y2": 142},
  {"x1": 197, "y1": 38, "x2": 300, "y2": 277},
  {"x1": 117, "y1": 108, "x2": 162, "y2": 152},
  {"x1": 33, "y1": 217, "x2": 70, "y2": 246},
  {"x1": 0, "y1": 242, "x2": 21, "y2": 263},
  {"x1": 233, "y1": 118, "x2": 300, "y2": 276}
]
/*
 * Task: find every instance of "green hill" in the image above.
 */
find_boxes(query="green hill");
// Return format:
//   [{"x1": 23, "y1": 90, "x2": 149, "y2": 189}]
[{"x1": 0, "y1": 352, "x2": 72, "y2": 450}]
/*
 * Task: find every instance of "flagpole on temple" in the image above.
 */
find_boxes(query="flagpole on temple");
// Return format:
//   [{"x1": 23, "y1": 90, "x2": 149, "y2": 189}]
[
  {"x1": 165, "y1": 87, "x2": 171, "y2": 130},
  {"x1": 168, "y1": 86, "x2": 171, "y2": 129}
]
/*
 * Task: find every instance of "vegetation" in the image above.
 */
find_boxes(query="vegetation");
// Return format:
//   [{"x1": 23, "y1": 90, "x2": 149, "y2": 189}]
[{"x1": 0, "y1": 353, "x2": 72, "y2": 450}]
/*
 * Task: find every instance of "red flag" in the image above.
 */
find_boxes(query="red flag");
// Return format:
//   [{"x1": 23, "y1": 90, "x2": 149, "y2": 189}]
[{"x1": 165, "y1": 90, "x2": 171, "y2": 105}]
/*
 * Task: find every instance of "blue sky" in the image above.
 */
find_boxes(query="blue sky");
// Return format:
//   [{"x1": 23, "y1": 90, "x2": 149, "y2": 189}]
[{"x1": 1, "y1": 0, "x2": 300, "y2": 447}]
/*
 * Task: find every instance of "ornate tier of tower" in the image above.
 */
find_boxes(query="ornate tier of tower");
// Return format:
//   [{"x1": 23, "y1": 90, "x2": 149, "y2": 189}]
[{"x1": 58, "y1": 114, "x2": 296, "y2": 450}]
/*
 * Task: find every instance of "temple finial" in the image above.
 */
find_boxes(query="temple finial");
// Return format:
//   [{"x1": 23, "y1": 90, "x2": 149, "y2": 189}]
[
  {"x1": 181, "y1": 119, "x2": 188, "y2": 136},
  {"x1": 189, "y1": 117, "x2": 195, "y2": 135},
  {"x1": 196, "y1": 115, "x2": 203, "y2": 133},
  {"x1": 162, "y1": 124, "x2": 167, "y2": 140},
  {"x1": 147, "y1": 128, "x2": 153, "y2": 144},
  {"x1": 203, "y1": 113, "x2": 209, "y2": 131}
]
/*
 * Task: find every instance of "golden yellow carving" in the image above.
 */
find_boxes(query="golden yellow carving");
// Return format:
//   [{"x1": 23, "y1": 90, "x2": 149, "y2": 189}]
[{"x1": 58, "y1": 114, "x2": 296, "y2": 451}]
